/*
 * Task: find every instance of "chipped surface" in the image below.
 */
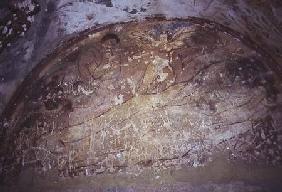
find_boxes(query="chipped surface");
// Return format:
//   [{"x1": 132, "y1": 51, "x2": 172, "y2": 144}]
[
  {"x1": 0, "y1": 0, "x2": 282, "y2": 191},
  {"x1": 1, "y1": 0, "x2": 282, "y2": 115},
  {"x1": 0, "y1": 19, "x2": 281, "y2": 191}
]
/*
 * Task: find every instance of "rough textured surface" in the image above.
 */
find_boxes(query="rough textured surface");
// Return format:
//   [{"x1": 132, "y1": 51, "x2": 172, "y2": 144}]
[
  {"x1": 0, "y1": 19, "x2": 282, "y2": 191},
  {"x1": 0, "y1": 0, "x2": 282, "y2": 114},
  {"x1": 1, "y1": 0, "x2": 282, "y2": 191}
]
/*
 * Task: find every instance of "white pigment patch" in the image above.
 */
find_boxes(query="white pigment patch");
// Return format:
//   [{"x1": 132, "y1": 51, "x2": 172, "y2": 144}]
[
  {"x1": 153, "y1": 56, "x2": 171, "y2": 82},
  {"x1": 114, "y1": 94, "x2": 124, "y2": 105}
]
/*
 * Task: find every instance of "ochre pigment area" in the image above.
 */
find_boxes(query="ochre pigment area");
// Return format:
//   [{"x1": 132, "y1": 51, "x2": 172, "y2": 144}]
[{"x1": 0, "y1": 20, "x2": 281, "y2": 191}]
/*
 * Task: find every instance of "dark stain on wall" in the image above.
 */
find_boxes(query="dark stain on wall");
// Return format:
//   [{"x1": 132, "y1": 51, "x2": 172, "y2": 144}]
[{"x1": 95, "y1": 0, "x2": 113, "y2": 7}]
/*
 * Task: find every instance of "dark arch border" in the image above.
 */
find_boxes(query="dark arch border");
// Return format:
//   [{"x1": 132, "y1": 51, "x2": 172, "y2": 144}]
[{"x1": 1, "y1": 16, "x2": 281, "y2": 121}]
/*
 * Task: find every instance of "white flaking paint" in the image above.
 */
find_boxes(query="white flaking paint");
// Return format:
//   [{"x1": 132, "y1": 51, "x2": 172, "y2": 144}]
[
  {"x1": 114, "y1": 94, "x2": 124, "y2": 105},
  {"x1": 153, "y1": 56, "x2": 171, "y2": 82}
]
